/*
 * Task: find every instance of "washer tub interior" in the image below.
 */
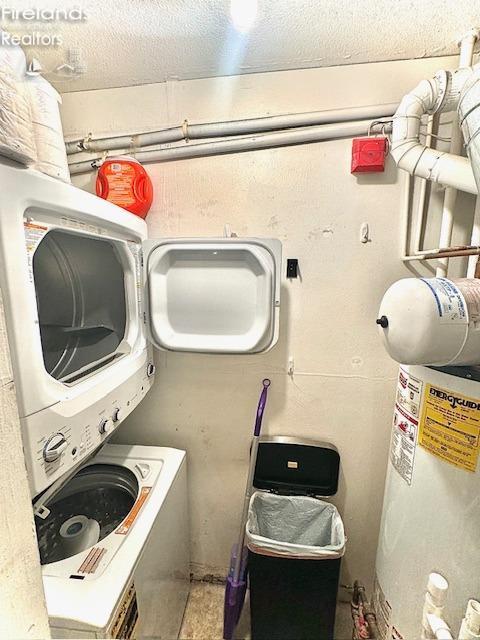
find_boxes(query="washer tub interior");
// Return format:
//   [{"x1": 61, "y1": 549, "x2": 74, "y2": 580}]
[{"x1": 35, "y1": 463, "x2": 139, "y2": 565}]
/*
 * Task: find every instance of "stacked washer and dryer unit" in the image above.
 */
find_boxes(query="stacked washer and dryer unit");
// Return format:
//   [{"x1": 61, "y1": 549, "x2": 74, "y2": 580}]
[{"x1": 0, "y1": 160, "x2": 282, "y2": 638}]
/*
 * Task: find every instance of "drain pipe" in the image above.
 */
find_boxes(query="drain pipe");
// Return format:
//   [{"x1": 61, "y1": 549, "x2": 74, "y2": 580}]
[
  {"x1": 437, "y1": 29, "x2": 479, "y2": 277},
  {"x1": 459, "y1": 600, "x2": 480, "y2": 640},
  {"x1": 422, "y1": 573, "x2": 450, "y2": 640},
  {"x1": 426, "y1": 614, "x2": 454, "y2": 640},
  {"x1": 68, "y1": 118, "x2": 390, "y2": 175},
  {"x1": 65, "y1": 102, "x2": 398, "y2": 155}
]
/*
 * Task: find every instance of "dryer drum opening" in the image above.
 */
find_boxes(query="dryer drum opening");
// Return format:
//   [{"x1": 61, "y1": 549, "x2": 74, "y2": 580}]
[{"x1": 33, "y1": 229, "x2": 127, "y2": 382}]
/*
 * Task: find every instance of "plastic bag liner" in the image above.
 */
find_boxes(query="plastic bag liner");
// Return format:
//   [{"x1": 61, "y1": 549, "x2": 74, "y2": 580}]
[{"x1": 246, "y1": 491, "x2": 346, "y2": 559}]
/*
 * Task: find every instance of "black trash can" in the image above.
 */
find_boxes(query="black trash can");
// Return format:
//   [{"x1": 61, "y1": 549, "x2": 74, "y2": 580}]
[{"x1": 246, "y1": 437, "x2": 345, "y2": 640}]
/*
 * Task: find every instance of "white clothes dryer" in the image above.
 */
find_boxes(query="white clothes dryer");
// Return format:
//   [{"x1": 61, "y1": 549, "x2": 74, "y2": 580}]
[
  {"x1": 0, "y1": 160, "x2": 282, "y2": 497},
  {"x1": 36, "y1": 443, "x2": 189, "y2": 640}
]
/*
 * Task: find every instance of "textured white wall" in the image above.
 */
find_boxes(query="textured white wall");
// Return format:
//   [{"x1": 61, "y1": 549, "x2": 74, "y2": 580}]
[
  {"x1": 5, "y1": 0, "x2": 480, "y2": 93},
  {"x1": 61, "y1": 55, "x2": 475, "y2": 588},
  {"x1": 0, "y1": 289, "x2": 50, "y2": 639}
]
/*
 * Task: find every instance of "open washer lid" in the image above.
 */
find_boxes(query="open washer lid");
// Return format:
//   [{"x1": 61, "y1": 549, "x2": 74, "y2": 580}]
[{"x1": 143, "y1": 237, "x2": 281, "y2": 354}]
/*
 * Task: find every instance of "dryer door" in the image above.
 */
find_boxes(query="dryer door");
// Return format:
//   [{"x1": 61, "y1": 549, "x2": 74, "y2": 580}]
[{"x1": 143, "y1": 237, "x2": 281, "y2": 354}]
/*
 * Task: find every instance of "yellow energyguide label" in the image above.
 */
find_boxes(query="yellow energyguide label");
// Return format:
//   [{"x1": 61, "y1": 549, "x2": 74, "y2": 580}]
[{"x1": 419, "y1": 383, "x2": 480, "y2": 472}]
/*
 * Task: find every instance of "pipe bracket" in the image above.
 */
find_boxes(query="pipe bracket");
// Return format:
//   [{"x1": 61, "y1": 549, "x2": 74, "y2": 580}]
[
  {"x1": 81, "y1": 132, "x2": 92, "y2": 152},
  {"x1": 182, "y1": 119, "x2": 190, "y2": 142}
]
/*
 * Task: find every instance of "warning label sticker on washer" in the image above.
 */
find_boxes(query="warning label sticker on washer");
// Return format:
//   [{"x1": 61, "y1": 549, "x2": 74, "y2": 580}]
[
  {"x1": 419, "y1": 384, "x2": 480, "y2": 472},
  {"x1": 391, "y1": 404, "x2": 417, "y2": 485},
  {"x1": 420, "y1": 277, "x2": 467, "y2": 323},
  {"x1": 373, "y1": 575, "x2": 392, "y2": 640},
  {"x1": 116, "y1": 487, "x2": 152, "y2": 535}
]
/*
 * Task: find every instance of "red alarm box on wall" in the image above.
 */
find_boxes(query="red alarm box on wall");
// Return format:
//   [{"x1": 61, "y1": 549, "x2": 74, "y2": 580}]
[
  {"x1": 96, "y1": 156, "x2": 153, "y2": 219},
  {"x1": 351, "y1": 137, "x2": 388, "y2": 173}
]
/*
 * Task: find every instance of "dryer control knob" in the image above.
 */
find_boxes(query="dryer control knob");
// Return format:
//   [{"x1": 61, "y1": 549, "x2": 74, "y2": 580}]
[
  {"x1": 112, "y1": 407, "x2": 123, "y2": 422},
  {"x1": 147, "y1": 362, "x2": 156, "y2": 377},
  {"x1": 98, "y1": 418, "x2": 114, "y2": 435},
  {"x1": 43, "y1": 432, "x2": 68, "y2": 463}
]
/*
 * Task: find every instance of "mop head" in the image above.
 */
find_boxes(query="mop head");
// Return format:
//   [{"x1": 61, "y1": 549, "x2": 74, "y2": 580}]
[{"x1": 223, "y1": 544, "x2": 248, "y2": 640}]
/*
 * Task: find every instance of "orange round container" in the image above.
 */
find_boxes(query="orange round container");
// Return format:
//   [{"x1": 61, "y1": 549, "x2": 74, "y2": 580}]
[{"x1": 96, "y1": 156, "x2": 153, "y2": 219}]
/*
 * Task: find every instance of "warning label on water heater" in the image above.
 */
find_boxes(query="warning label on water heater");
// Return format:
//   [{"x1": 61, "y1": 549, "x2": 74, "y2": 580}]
[
  {"x1": 396, "y1": 368, "x2": 422, "y2": 418},
  {"x1": 391, "y1": 404, "x2": 417, "y2": 485},
  {"x1": 389, "y1": 368, "x2": 422, "y2": 485},
  {"x1": 419, "y1": 384, "x2": 480, "y2": 472}
]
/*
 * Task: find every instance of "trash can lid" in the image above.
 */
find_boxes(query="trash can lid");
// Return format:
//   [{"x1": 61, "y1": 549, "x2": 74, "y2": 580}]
[{"x1": 253, "y1": 436, "x2": 340, "y2": 497}]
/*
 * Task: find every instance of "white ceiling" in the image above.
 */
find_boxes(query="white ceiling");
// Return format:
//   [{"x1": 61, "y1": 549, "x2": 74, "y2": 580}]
[{"x1": 2, "y1": 0, "x2": 480, "y2": 93}]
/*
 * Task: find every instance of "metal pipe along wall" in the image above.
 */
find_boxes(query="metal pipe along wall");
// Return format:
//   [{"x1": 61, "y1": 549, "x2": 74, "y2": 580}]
[
  {"x1": 68, "y1": 119, "x2": 391, "y2": 175},
  {"x1": 65, "y1": 102, "x2": 398, "y2": 156}
]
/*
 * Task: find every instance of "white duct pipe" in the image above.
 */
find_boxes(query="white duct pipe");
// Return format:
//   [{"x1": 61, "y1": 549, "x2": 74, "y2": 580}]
[
  {"x1": 461, "y1": 74, "x2": 480, "y2": 186},
  {"x1": 436, "y1": 31, "x2": 478, "y2": 277},
  {"x1": 391, "y1": 67, "x2": 478, "y2": 194},
  {"x1": 459, "y1": 58, "x2": 480, "y2": 276},
  {"x1": 69, "y1": 118, "x2": 388, "y2": 175},
  {"x1": 65, "y1": 102, "x2": 398, "y2": 155}
]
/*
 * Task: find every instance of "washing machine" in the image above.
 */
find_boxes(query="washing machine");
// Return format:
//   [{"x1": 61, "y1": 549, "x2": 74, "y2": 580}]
[{"x1": 35, "y1": 443, "x2": 189, "y2": 639}]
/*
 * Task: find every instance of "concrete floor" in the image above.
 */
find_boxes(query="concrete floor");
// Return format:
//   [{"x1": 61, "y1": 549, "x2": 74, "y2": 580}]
[{"x1": 179, "y1": 582, "x2": 353, "y2": 640}]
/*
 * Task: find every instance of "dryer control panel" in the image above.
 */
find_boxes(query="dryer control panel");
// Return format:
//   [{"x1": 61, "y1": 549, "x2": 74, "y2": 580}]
[{"x1": 22, "y1": 357, "x2": 154, "y2": 497}]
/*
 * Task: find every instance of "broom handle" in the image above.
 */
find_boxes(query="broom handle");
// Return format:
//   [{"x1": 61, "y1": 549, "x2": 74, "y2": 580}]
[{"x1": 232, "y1": 379, "x2": 271, "y2": 582}]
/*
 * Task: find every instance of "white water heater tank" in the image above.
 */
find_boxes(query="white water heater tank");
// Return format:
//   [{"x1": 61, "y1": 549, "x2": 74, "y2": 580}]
[
  {"x1": 374, "y1": 365, "x2": 480, "y2": 639},
  {"x1": 377, "y1": 277, "x2": 480, "y2": 366}
]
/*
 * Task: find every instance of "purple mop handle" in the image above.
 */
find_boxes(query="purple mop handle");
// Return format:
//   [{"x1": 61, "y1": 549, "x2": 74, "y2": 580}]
[
  {"x1": 254, "y1": 379, "x2": 271, "y2": 436},
  {"x1": 231, "y1": 378, "x2": 271, "y2": 584}
]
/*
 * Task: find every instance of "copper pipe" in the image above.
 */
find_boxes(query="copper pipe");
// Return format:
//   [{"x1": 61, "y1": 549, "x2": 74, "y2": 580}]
[
  {"x1": 404, "y1": 246, "x2": 480, "y2": 262},
  {"x1": 417, "y1": 246, "x2": 480, "y2": 260},
  {"x1": 352, "y1": 581, "x2": 378, "y2": 639}
]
